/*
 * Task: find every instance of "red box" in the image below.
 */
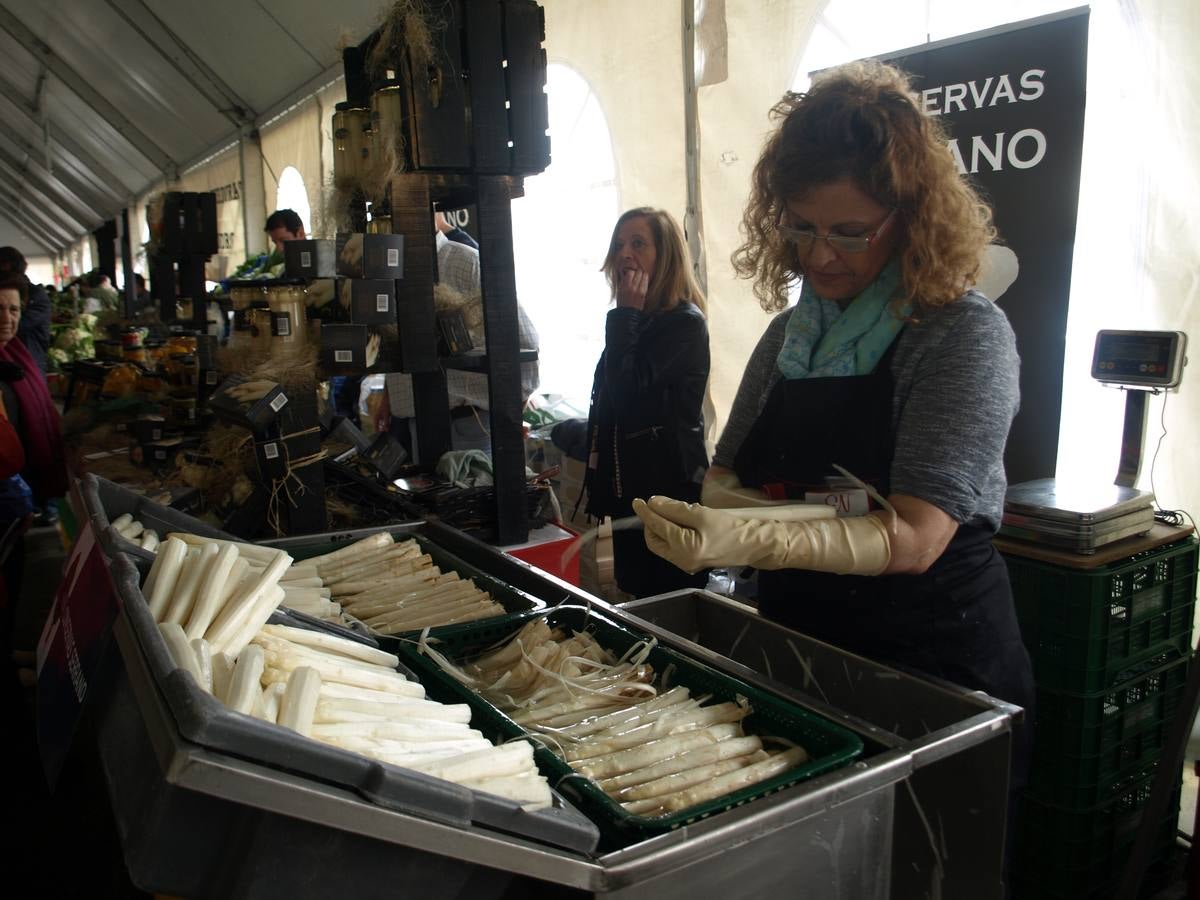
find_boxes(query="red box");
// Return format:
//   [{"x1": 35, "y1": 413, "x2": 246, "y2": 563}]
[{"x1": 502, "y1": 523, "x2": 580, "y2": 586}]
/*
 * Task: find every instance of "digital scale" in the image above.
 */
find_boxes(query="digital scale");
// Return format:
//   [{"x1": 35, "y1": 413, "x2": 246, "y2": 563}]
[{"x1": 1000, "y1": 330, "x2": 1188, "y2": 554}]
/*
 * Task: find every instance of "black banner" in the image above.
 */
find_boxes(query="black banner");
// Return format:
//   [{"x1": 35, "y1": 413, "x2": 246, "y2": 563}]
[{"x1": 881, "y1": 9, "x2": 1089, "y2": 483}]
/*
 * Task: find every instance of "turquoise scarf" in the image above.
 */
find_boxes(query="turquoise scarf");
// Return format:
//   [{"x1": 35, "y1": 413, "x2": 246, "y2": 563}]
[{"x1": 776, "y1": 258, "x2": 910, "y2": 379}]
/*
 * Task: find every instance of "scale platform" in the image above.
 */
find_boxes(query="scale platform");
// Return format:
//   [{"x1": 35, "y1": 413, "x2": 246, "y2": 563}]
[{"x1": 1001, "y1": 477, "x2": 1155, "y2": 554}]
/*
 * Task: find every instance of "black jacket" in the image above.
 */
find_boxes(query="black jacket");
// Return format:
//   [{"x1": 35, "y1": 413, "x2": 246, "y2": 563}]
[
  {"x1": 583, "y1": 302, "x2": 709, "y2": 519},
  {"x1": 18, "y1": 282, "x2": 51, "y2": 373}
]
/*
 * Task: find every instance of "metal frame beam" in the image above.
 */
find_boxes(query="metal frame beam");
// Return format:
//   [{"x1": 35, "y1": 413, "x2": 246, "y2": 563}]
[
  {"x1": 0, "y1": 71, "x2": 127, "y2": 207},
  {"x1": 0, "y1": 2, "x2": 176, "y2": 175},
  {"x1": 0, "y1": 154, "x2": 88, "y2": 236},
  {"x1": 0, "y1": 181, "x2": 75, "y2": 245},
  {"x1": 103, "y1": 0, "x2": 256, "y2": 128},
  {"x1": 0, "y1": 197, "x2": 61, "y2": 252},
  {"x1": 0, "y1": 130, "x2": 106, "y2": 224},
  {"x1": 0, "y1": 138, "x2": 101, "y2": 229}
]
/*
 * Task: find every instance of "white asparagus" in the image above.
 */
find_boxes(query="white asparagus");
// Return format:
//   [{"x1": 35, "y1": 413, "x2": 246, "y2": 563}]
[
  {"x1": 163, "y1": 543, "x2": 219, "y2": 626},
  {"x1": 325, "y1": 735, "x2": 493, "y2": 757},
  {"x1": 562, "y1": 705, "x2": 749, "y2": 762},
  {"x1": 306, "y1": 532, "x2": 395, "y2": 572},
  {"x1": 617, "y1": 756, "x2": 756, "y2": 806},
  {"x1": 252, "y1": 635, "x2": 399, "y2": 677},
  {"x1": 260, "y1": 682, "x2": 287, "y2": 723},
  {"x1": 144, "y1": 537, "x2": 189, "y2": 621},
  {"x1": 554, "y1": 687, "x2": 694, "y2": 739},
  {"x1": 313, "y1": 698, "x2": 473, "y2": 724},
  {"x1": 159, "y1": 622, "x2": 204, "y2": 685},
  {"x1": 372, "y1": 602, "x2": 501, "y2": 635},
  {"x1": 168, "y1": 532, "x2": 279, "y2": 564},
  {"x1": 184, "y1": 543, "x2": 240, "y2": 640},
  {"x1": 218, "y1": 558, "x2": 251, "y2": 609},
  {"x1": 310, "y1": 720, "x2": 482, "y2": 742},
  {"x1": 139, "y1": 530, "x2": 160, "y2": 552},
  {"x1": 571, "y1": 724, "x2": 741, "y2": 779},
  {"x1": 190, "y1": 638, "x2": 213, "y2": 694},
  {"x1": 257, "y1": 623, "x2": 400, "y2": 668},
  {"x1": 459, "y1": 772, "x2": 552, "y2": 809},
  {"x1": 111, "y1": 513, "x2": 134, "y2": 534},
  {"x1": 660, "y1": 748, "x2": 809, "y2": 812},
  {"x1": 227, "y1": 644, "x2": 266, "y2": 714},
  {"x1": 318, "y1": 679, "x2": 425, "y2": 702},
  {"x1": 279, "y1": 575, "x2": 324, "y2": 589},
  {"x1": 211, "y1": 652, "x2": 235, "y2": 703},
  {"x1": 362, "y1": 591, "x2": 490, "y2": 628},
  {"x1": 220, "y1": 584, "x2": 286, "y2": 659},
  {"x1": 278, "y1": 667, "x2": 322, "y2": 736},
  {"x1": 317, "y1": 546, "x2": 424, "y2": 584},
  {"x1": 261, "y1": 650, "x2": 414, "y2": 693},
  {"x1": 281, "y1": 586, "x2": 333, "y2": 601},
  {"x1": 513, "y1": 693, "x2": 633, "y2": 726},
  {"x1": 122, "y1": 519, "x2": 145, "y2": 539},
  {"x1": 598, "y1": 736, "x2": 763, "y2": 791},
  {"x1": 405, "y1": 742, "x2": 536, "y2": 782},
  {"x1": 205, "y1": 549, "x2": 291, "y2": 652}
]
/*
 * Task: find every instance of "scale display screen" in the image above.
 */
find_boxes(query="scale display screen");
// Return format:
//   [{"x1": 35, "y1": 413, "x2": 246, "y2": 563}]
[{"x1": 1091, "y1": 330, "x2": 1187, "y2": 387}]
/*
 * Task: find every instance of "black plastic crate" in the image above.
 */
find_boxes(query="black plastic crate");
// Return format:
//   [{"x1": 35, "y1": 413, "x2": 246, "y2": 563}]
[
  {"x1": 1006, "y1": 538, "x2": 1197, "y2": 693},
  {"x1": 1013, "y1": 766, "x2": 1181, "y2": 898},
  {"x1": 399, "y1": 605, "x2": 864, "y2": 851}
]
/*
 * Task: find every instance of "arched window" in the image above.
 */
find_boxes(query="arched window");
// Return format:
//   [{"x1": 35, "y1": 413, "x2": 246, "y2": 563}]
[
  {"x1": 275, "y1": 166, "x2": 312, "y2": 235},
  {"x1": 511, "y1": 63, "x2": 620, "y2": 409}
]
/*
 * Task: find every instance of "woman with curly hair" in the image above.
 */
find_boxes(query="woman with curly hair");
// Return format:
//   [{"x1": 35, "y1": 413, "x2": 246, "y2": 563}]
[
  {"x1": 634, "y1": 61, "x2": 1034, "y2": 732},
  {"x1": 578, "y1": 207, "x2": 711, "y2": 598}
]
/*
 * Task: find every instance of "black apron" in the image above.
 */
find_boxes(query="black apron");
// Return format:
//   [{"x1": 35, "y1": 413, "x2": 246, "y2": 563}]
[{"x1": 732, "y1": 350, "x2": 1035, "y2": 731}]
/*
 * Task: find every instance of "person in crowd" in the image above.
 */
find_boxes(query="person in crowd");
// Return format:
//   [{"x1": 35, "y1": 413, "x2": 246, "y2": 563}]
[
  {"x1": 576, "y1": 207, "x2": 710, "y2": 598},
  {"x1": 265, "y1": 209, "x2": 306, "y2": 255},
  {"x1": 81, "y1": 271, "x2": 119, "y2": 315},
  {"x1": 375, "y1": 215, "x2": 539, "y2": 456},
  {"x1": 435, "y1": 209, "x2": 478, "y2": 251},
  {"x1": 633, "y1": 61, "x2": 1034, "y2": 782},
  {"x1": 133, "y1": 272, "x2": 155, "y2": 313},
  {"x1": 0, "y1": 248, "x2": 50, "y2": 373},
  {"x1": 0, "y1": 272, "x2": 66, "y2": 620}
]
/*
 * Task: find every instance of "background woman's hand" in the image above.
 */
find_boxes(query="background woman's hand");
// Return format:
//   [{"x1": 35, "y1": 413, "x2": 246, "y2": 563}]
[{"x1": 615, "y1": 267, "x2": 649, "y2": 310}]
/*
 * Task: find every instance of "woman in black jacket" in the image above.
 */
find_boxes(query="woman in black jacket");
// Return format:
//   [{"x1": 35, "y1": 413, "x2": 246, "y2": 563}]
[{"x1": 582, "y1": 207, "x2": 710, "y2": 597}]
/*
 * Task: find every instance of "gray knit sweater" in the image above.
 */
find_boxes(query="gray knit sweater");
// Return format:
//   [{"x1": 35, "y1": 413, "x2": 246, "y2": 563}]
[{"x1": 713, "y1": 291, "x2": 1020, "y2": 531}]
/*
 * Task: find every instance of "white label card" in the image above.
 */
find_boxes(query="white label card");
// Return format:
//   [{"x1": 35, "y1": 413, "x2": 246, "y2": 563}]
[
  {"x1": 335, "y1": 350, "x2": 353, "y2": 363},
  {"x1": 263, "y1": 443, "x2": 279, "y2": 459},
  {"x1": 386, "y1": 248, "x2": 399, "y2": 267},
  {"x1": 300, "y1": 251, "x2": 312, "y2": 267},
  {"x1": 269, "y1": 393, "x2": 288, "y2": 412}
]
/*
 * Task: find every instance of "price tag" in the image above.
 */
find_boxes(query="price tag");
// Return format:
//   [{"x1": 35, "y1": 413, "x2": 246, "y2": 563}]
[
  {"x1": 387, "y1": 248, "x2": 400, "y2": 267},
  {"x1": 376, "y1": 293, "x2": 390, "y2": 312},
  {"x1": 269, "y1": 393, "x2": 289, "y2": 412},
  {"x1": 263, "y1": 442, "x2": 280, "y2": 460},
  {"x1": 35, "y1": 522, "x2": 120, "y2": 788},
  {"x1": 300, "y1": 251, "x2": 312, "y2": 268},
  {"x1": 335, "y1": 350, "x2": 353, "y2": 363}
]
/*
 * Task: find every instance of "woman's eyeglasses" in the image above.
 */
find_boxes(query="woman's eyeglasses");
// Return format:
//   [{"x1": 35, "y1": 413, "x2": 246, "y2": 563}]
[{"x1": 775, "y1": 208, "x2": 898, "y2": 254}]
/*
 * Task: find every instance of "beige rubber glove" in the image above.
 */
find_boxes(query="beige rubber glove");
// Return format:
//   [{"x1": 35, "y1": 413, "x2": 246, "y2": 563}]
[
  {"x1": 701, "y1": 468, "x2": 778, "y2": 509},
  {"x1": 632, "y1": 496, "x2": 892, "y2": 576}
]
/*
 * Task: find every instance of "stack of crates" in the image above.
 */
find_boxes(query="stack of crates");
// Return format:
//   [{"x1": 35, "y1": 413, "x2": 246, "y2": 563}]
[{"x1": 1004, "y1": 536, "x2": 1197, "y2": 899}]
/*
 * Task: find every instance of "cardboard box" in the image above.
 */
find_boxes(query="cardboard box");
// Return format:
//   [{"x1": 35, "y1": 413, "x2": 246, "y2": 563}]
[
  {"x1": 340, "y1": 278, "x2": 396, "y2": 325},
  {"x1": 208, "y1": 374, "x2": 289, "y2": 435},
  {"x1": 335, "y1": 233, "x2": 405, "y2": 278},
  {"x1": 320, "y1": 323, "x2": 370, "y2": 374},
  {"x1": 284, "y1": 240, "x2": 337, "y2": 279},
  {"x1": 362, "y1": 432, "x2": 409, "y2": 481},
  {"x1": 253, "y1": 428, "x2": 324, "y2": 482}
]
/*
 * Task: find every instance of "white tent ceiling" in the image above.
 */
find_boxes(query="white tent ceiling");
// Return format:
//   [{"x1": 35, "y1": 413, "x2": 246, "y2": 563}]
[{"x1": 0, "y1": 0, "x2": 387, "y2": 257}]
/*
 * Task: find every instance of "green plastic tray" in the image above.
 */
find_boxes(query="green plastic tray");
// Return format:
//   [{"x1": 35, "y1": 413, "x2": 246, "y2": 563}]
[{"x1": 398, "y1": 605, "x2": 865, "y2": 851}]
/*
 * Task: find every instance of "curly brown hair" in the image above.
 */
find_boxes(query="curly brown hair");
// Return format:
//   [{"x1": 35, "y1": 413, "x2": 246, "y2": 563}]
[
  {"x1": 602, "y1": 208, "x2": 706, "y2": 316},
  {"x1": 732, "y1": 59, "x2": 996, "y2": 313}
]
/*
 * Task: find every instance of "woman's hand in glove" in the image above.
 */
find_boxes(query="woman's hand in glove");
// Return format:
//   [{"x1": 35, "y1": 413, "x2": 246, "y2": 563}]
[{"x1": 632, "y1": 496, "x2": 892, "y2": 576}]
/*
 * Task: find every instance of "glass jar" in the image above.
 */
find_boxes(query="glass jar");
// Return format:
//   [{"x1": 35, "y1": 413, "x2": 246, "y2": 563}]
[
  {"x1": 265, "y1": 283, "x2": 308, "y2": 346},
  {"x1": 334, "y1": 106, "x2": 371, "y2": 185}
]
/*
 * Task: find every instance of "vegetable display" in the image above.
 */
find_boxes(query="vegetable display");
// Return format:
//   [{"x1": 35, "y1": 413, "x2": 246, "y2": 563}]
[
  {"x1": 421, "y1": 618, "x2": 809, "y2": 818},
  {"x1": 142, "y1": 534, "x2": 552, "y2": 808},
  {"x1": 126, "y1": 528, "x2": 508, "y2": 633}
]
